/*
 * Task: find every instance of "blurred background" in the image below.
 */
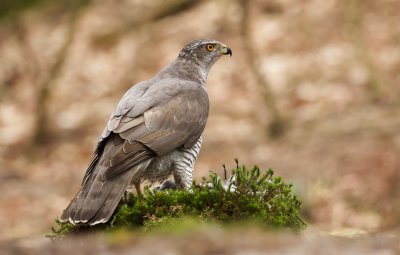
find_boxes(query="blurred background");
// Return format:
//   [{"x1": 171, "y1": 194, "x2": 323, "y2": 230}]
[{"x1": 0, "y1": 0, "x2": 399, "y2": 241}]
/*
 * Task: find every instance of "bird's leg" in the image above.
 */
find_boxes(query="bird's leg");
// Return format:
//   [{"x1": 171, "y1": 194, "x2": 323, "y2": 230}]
[
  {"x1": 122, "y1": 183, "x2": 135, "y2": 203},
  {"x1": 122, "y1": 190, "x2": 129, "y2": 203},
  {"x1": 173, "y1": 168, "x2": 193, "y2": 189},
  {"x1": 134, "y1": 182, "x2": 143, "y2": 197}
]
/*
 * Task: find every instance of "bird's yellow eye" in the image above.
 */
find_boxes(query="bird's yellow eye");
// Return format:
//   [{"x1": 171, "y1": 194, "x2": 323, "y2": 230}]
[{"x1": 206, "y1": 44, "x2": 215, "y2": 51}]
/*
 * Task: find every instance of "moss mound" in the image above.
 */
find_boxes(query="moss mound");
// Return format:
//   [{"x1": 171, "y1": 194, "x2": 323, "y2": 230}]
[{"x1": 50, "y1": 160, "x2": 306, "y2": 239}]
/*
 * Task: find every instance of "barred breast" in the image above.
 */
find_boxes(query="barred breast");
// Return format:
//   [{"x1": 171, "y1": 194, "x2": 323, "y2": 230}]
[{"x1": 173, "y1": 135, "x2": 203, "y2": 188}]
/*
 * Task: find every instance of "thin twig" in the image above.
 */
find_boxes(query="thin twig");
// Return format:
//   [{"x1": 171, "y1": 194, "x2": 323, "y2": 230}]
[
  {"x1": 238, "y1": 0, "x2": 286, "y2": 137},
  {"x1": 31, "y1": 6, "x2": 84, "y2": 146}
]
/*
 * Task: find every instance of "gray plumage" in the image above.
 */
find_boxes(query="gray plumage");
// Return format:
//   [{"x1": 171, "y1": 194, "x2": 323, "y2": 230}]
[{"x1": 60, "y1": 39, "x2": 232, "y2": 225}]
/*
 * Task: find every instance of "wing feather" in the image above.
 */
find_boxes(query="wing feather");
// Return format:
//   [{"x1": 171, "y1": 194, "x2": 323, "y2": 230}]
[{"x1": 82, "y1": 82, "x2": 208, "y2": 191}]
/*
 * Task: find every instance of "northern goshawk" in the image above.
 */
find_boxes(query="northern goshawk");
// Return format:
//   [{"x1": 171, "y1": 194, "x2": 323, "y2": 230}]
[{"x1": 60, "y1": 39, "x2": 232, "y2": 225}]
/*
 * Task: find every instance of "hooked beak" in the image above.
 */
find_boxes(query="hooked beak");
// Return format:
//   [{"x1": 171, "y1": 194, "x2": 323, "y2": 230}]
[{"x1": 220, "y1": 45, "x2": 232, "y2": 57}]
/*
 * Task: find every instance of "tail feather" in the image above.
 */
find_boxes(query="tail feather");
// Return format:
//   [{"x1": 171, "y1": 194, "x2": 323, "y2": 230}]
[
  {"x1": 88, "y1": 177, "x2": 131, "y2": 225},
  {"x1": 78, "y1": 169, "x2": 135, "y2": 224},
  {"x1": 61, "y1": 165, "x2": 137, "y2": 225},
  {"x1": 61, "y1": 172, "x2": 95, "y2": 223},
  {"x1": 60, "y1": 133, "x2": 154, "y2": 225},
  {"x1": 89, "y1": 160, "x2": 152, "y2": 225}
]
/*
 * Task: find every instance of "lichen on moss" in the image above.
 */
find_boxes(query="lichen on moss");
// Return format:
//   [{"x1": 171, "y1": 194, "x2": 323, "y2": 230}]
[{"x1": 49, "y1": 160, "x2": 306, "y2": 239}]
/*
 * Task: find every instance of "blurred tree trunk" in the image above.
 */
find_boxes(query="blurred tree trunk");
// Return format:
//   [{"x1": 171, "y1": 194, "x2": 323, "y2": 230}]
[
  {"x1": 29, "y1": 3, "x2": 88, "y2": 147},
  {"x1": 341, "y1": 0, "x2": 385, "y2": 102},
  {"x1": 238, "y1": 0, "x2": 287, "y2": 137},
  {"x1": 31, "y1": 16, "x2": 76, "y2": 146},
  {"x1": 12, "y1": 18, "x2": 41, "y2": 83}
]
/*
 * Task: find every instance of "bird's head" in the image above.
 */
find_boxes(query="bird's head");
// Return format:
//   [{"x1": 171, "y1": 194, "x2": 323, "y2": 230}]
[{"x1": 178, "y1": 39, "x2": 232, "y2": 71}]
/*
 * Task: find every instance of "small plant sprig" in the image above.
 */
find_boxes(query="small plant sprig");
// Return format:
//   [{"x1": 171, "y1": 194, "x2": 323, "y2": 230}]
[{"x1": 49, "y1": 160, "x2": 306, "y2": 239}]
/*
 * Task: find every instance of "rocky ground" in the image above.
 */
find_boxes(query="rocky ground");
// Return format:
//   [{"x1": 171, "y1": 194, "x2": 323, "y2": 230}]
[{"x1": 2, "y1": 227, "x2": 400, "y2": 255}]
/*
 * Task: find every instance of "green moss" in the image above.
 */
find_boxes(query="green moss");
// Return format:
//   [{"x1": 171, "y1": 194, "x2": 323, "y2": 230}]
[{"x1": 49, "y1": 160, "x2": 306, "y2": 239}]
